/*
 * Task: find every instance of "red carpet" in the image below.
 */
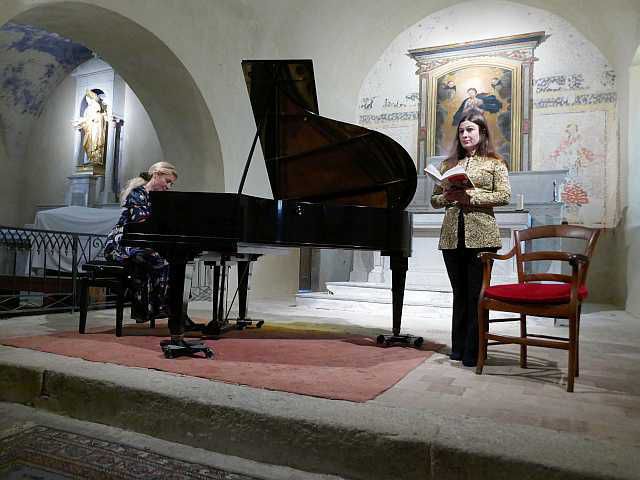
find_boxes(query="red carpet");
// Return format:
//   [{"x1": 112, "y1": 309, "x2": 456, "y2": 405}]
[{"x1": 1, "y1": 321, "x2": 442, "y2": 402}]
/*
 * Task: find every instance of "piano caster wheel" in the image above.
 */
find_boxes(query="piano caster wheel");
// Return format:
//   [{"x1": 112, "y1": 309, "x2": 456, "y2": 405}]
[
  {"x1": 376, "y1": 334, "x2": 423, "y2": 348},
  {"x1": 256, "y1": 320, "x2": 264, "y2": 328},
  {"x1": 160, "y1": 339, "x2": 215, "y2": 359}
]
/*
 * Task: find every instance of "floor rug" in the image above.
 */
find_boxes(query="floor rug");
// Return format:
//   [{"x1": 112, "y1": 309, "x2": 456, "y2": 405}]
[
  {"x1": 1, "y1": 321, "x2": 442, "y2": 402},
  {"x1": 0, "y1": 425, "x2": 258, "y2": 479}
]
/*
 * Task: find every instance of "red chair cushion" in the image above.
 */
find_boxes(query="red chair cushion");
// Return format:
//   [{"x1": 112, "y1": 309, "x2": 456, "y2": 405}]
[{"x1": 484, "y1": 283, "x2": 588, "y2": 304}]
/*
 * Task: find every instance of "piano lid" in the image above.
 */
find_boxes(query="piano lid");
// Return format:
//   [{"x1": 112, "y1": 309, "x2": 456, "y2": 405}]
[{"x1": 242, "y1": 60, "x2": 417, "y2": 210}]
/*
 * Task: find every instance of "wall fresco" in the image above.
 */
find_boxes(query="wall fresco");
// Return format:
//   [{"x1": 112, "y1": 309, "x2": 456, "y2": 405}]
[
  {"x1": 534, "y1": 111, "x2": 608, "y2": 225},
  {"x1": 0, "y1": 21, "x2": 93, "y2": 187},
  {"x1": 0, "y1": 23, "x2": 91, "y2": 115}
]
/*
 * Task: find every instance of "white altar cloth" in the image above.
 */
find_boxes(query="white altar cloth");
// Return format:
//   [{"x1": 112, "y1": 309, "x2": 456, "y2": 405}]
[
  {"x1": 34, "y1": 206, "x2": 121, "y2": 235},
  {"x1": 30, "y1": 206, "x2": 121, "y2": 273}
]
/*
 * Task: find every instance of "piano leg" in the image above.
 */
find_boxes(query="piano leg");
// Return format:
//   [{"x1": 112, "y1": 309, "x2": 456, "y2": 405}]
[
  {"x1": 390, "y1": 255, "x2": 408, "y2": 337},
  {"x1": 211, "y1": 265, "x2": 221, "y2": 324},
  {"x1": 376, "y1": 255, "x2": 424, "y2": 348},
  {"x1": 167, "y1": 260, "x2": 187, "y2": 336},
  {"x1": 218, "y1": 260, "x2": 226, "y2": 321},
  {"x1": 161, "y1": 260, "x2": 214, "y2": 359}
]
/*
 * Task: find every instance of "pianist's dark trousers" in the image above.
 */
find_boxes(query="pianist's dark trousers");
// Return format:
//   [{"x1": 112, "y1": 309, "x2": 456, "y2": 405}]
[{"x1": 442, "y1": 214, "x2": 497, "y2": 366}]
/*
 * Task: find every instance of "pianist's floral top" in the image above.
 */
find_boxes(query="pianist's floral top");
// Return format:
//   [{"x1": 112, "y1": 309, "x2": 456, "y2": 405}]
[
  {"x1": 104, "y1": 186, "x2": 155, "y2": 262},
  {"x1": 103, "y1": 185, "x2": 169, "y2": 322}
]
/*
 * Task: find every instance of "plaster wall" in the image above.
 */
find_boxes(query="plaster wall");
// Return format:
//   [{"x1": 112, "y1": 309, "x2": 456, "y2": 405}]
[
  {"x1": 626, "y1": 61, "x2": 640, "y2": 317},
  {"x1": 250, "y1": 250, "x2": 302, "y2": 299},
  {"x1": 0, "y1": 120, "x2": 20, "y2": 226},
  {"x1": 22, "y1": 74, "x2": 76, "y2": 223},
  {"x1": 119, "y1": 84, "x2": 164, "y2": 194}
]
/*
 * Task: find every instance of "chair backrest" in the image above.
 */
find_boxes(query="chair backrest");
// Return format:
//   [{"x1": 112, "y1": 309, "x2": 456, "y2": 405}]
[{"x1": 513, "y1": 224, "x2": 600, "y2": 285}]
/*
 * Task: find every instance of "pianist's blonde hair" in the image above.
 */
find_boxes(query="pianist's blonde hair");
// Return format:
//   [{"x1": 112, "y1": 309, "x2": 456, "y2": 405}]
[{"x1": 120, "y1": 161, "x2": 178, "y2": 205}]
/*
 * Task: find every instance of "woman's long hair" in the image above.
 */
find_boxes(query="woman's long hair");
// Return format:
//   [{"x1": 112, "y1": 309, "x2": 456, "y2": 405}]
[
  {"x1": 445, "y1": 109, "x2": 503, "y2": 169},
  {"x1": 119, "y1": 161, "x2": 178, "y2": 205}
]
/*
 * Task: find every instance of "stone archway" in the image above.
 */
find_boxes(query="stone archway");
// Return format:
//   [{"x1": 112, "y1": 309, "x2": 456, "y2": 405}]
[{"x1": 9, "y1": 1, "x2": 224, "y2": 195}]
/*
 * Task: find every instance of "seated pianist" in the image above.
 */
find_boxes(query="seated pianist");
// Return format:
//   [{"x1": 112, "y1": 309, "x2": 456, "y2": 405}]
[{"x1": 103, "y1": 161, "x2": 201, "y2": 343}]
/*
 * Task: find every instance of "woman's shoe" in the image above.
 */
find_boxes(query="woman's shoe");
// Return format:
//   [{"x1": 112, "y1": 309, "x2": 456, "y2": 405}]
[
  {"x1": 462, "y1": 358, "x2": 477, "y2": 367},
  {"x1": 449, "y1": 352, "x2": 462, "y2": 361}
]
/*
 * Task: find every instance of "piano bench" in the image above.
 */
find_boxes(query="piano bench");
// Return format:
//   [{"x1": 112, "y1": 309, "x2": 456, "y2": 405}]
[{"x1": 78, "y1": 260, "x2": 154, "y2": 337}]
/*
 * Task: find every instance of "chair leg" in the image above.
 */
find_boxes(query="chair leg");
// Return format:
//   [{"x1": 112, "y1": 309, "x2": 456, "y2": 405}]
[
  {"x1": 575, "y1": 306, "x2": 582, "y2": 378},
  {"x1": 476, "y1": 303, "x2": 488, "y2": 374},
  {"x1": 115, "y1": 282, "x2": 124, "y2": 337},
  {"x1": 78, "y1": 277, "x2": 89, "y2": 334},
  {"x1": 520, "y1": 314, "x2": 527, "y2": 369},
  {"x1": 567, "y1": 314, "x2": 578, "y2": 392}
]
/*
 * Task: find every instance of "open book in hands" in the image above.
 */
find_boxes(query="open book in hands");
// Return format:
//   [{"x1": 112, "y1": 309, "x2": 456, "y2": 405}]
[{"x1": 424, "y1": 163, "x2": 475, "y2": 189}]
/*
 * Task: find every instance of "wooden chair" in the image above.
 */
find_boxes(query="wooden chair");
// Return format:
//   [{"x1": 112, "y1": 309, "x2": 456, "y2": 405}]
[
  {"x1": 475, "y1": 225, "x2": 600, "y2": 392},
  {"x1": 78, "y1": 260, "x2": 155, "y2": 337}
]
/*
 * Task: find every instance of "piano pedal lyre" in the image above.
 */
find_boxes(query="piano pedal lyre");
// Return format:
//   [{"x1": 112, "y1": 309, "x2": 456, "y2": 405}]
[{"x1": 376, "y1": 334, "x2": 424, "y2": 348}]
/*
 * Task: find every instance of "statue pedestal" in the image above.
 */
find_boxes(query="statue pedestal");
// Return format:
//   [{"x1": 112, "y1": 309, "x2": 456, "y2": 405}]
[{"x1": 66, "y1": 174, "x2": 103, "y2": 207}]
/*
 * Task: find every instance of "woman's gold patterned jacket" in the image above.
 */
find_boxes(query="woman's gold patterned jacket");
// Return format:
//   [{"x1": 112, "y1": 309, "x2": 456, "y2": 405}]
[{"x1": 430, "y1": 155, "x2": 511, "y2": 249}]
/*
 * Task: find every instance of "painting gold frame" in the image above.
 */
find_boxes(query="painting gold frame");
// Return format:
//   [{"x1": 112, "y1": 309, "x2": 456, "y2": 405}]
[{"x1": 426, "y1": 57, "x2": 523, "y2": 170}]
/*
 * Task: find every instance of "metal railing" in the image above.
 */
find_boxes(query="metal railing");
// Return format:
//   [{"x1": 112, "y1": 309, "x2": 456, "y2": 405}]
[
  {"x1": 0, "y1": 225, "x2": 224, "y2": 318},
  {"x1": 0, "y1": 226, "x2": 107, "y2": 317}
]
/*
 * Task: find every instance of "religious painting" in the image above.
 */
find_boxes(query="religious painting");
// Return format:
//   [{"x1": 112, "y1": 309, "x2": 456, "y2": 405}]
[{"x1": 426, "y1": 57, "x2": 522, "y2": 170}]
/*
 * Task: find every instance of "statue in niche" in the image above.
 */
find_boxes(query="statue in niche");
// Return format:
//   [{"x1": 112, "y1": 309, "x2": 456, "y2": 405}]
[{"x1": 73, "y1": 90, "x2": 108, "y2": 168}]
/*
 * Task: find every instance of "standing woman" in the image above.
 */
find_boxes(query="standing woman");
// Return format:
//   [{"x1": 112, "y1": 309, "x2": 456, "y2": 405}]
[
  {"x1": 430, "y1": 111, "x2": 511, "y2": 367},
  {"x1": 104, "y1": 162, "x2": 177, "y2": 324}
]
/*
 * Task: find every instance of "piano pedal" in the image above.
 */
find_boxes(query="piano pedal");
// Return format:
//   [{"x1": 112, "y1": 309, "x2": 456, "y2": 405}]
[
  {"x1": 235, "y1": 319, "x2": 264, "y2": 330},
  {"x1": 376, "y1": 334, "x2": 424, "y2": 348},
  {"x1": 160, "y1": 339, "x2": 214, "y2": 359}
]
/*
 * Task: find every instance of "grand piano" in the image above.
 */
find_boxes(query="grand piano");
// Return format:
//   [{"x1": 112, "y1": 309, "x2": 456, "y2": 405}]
[{"x1": 123, "y1": 60, "x2": 420, "y2": 354}]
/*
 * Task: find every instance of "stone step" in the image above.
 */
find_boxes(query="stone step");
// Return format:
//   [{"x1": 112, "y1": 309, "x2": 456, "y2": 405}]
[{"x1": 0, "y1": 345, "x2": 637, "y2": 480}]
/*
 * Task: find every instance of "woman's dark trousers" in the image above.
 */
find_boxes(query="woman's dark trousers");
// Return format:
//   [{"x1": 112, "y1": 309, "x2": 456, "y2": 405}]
[{"x1": 442, "y1": 215, "x2": 497, "y2": 365}]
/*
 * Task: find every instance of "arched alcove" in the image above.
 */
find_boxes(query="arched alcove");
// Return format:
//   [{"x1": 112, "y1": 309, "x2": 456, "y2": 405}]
[
  {"x1": 9, "y1": 1, "x2": 224, "y2": 197},
  {"x1": 357, "y1": 0, "x2": 619, "y2": 228}
]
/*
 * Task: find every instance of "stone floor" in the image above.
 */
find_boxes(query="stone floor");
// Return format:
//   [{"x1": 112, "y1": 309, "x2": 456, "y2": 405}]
[
  {"x1": 1, "y1": 297, "x2": 639, "y2": 479},
  {"x1": 226, "y1": 298, "x2": 640, "y2": 447}
]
